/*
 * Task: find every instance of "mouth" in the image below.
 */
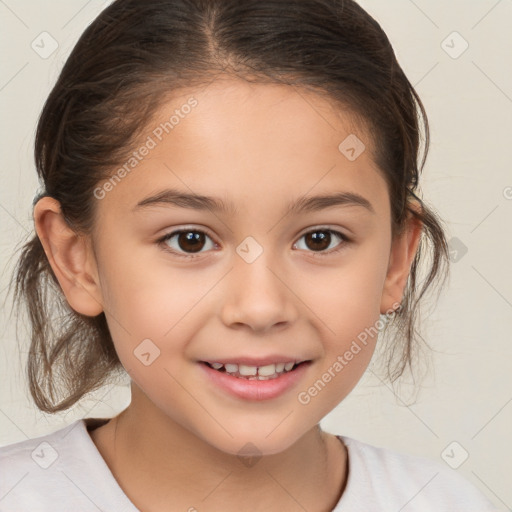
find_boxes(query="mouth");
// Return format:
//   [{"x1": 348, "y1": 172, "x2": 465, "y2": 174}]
[
  {"x1": 200, "y1": 360, "x2": 310, "y2": 380},
  {"x1": 199, "y1": 358, "x2": 313, "y2": 401}
]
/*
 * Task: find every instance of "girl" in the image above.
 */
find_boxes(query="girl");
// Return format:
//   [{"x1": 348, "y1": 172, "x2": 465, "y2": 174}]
[{"x1": 1, "y1": 0, "x2": 499, "y2": 510}]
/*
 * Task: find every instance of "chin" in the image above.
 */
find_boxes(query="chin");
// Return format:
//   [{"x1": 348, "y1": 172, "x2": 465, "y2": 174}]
[{"x1": 197, "y1": 425, "x2": 306, "y2": 459}]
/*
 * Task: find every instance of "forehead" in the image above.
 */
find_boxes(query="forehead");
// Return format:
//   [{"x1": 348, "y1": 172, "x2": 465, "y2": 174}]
[
  {"x1": 96, "y1": 77, "x2": 390, "y2": 220},
  {"x1": 166, "y1": 77, "x2": 374, "y2": 165}
]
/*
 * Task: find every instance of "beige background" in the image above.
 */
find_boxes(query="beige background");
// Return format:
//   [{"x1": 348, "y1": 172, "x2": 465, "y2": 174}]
[{"x1": 1, "y1": 0, "x2": 511, "y2": 509}]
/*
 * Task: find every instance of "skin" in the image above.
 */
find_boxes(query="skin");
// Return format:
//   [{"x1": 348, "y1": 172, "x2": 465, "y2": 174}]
[{"x1": 34, "y1": 77, "x2": 422, "y2": 512}]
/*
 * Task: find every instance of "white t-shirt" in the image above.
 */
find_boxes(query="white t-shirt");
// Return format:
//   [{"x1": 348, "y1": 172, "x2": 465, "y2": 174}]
[{"x1": 0, "y1": 418, "x2": 499, "y2": 511}]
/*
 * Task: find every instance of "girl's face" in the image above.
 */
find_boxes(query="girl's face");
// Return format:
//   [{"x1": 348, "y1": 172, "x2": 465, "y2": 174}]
[{"x1": 89, "y1": 78, "x2": 409, "y2": 455}]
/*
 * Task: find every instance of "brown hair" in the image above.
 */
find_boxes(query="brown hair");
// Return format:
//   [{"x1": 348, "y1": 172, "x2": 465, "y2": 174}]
[{"x1": 11, "y1": 0, "x2": 449, "y2": 413}]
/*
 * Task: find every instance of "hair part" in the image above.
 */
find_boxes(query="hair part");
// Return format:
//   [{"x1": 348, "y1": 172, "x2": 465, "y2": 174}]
[{"x1": 11, "y1": 0, "x2": 450, "y2": 413}]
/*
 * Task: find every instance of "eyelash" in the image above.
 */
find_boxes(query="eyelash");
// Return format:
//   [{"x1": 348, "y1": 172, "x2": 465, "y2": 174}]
[{"x1": 157, "y1": 227, "x2": 351, "y2": 260}]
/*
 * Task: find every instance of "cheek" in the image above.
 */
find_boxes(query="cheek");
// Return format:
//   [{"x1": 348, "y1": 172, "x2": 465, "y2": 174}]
[
  {"x1": 99, "y1": 264, "x2": 203, "y2": 401},
  {"x1": 303, "y1": 234, "x2": 390, "y2": 333},
  {"x1": 97, "y1": 237, "x2": 211, "y2": 336},
  {"x1": 293, "y1": 238, "x2": 390, "y2": 408}
]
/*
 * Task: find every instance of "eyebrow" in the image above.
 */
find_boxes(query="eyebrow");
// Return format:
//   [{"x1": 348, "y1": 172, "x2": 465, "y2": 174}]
[{"x1": 133, "y1": 188, "x2": 375, "y2": 216}]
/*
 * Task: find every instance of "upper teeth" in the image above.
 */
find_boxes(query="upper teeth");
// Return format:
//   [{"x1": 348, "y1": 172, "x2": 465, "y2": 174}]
[{"x1": 210, "y1": 362, "x2": 296, "y2": 376}]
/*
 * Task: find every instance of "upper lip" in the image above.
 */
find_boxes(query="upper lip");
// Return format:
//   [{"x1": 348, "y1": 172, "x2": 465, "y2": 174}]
[{"x1": 201, "y1": 356, "x2": 311, "y2": 367}]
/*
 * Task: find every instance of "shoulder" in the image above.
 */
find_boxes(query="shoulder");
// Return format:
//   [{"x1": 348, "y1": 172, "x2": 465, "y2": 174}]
[
  {"x1": 0, "y1": 420, "x2": 91, "y2": 511},
  {"x1": 0, "y1": 419, "x2": 137, "y2": 512},
  {"x1": 0, "y1": 420, "x2": 78, "y2": 476},
  {"x1": 333, "y1": 435, "x2": 499, "y2": 512}
]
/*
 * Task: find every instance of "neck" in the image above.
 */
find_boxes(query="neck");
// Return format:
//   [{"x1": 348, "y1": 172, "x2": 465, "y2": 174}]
[{"x1": 90, "y1": 385, "x2": 348, "y2": 512}]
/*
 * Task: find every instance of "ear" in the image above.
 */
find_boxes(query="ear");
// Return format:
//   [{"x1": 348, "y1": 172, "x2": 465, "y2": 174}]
[
  {"x1": 34, "y1": 196, "x2": 104, "y2": 317},
  {"x1": 380, "y1": 201, "x2": 423, "y2": 314}
]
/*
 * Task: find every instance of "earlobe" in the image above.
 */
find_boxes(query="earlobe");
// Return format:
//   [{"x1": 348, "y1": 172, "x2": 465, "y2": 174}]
[
  {"x1": 380, "y1": 202, "x2": 423, "y2": 315},
  {"x1": 34, "y1": 197, "x2": 104, "y2": 317}
]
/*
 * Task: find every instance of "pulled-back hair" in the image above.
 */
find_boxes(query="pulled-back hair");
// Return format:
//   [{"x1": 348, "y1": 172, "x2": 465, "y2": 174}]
[{"x1": 11, "y1": 0, "x2": 449, "y2": 413}]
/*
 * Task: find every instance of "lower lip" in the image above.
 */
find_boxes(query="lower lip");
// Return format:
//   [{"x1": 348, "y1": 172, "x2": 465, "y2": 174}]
[{"x1": 199, "y1": 361, "x2": 311, "y2": 401}]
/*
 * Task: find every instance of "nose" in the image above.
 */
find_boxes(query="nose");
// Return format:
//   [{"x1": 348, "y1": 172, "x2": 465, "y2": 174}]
[{"x1": 219, "y1": 251, "x2": 299, "y2": 334}]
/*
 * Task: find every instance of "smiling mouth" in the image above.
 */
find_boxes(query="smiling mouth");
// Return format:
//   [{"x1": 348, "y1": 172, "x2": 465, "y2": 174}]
[{"x1": 201, "y1": 361, "x2": 310, "y2": 380}]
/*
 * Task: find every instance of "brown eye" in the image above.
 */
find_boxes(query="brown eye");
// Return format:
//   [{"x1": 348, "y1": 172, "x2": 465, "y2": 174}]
[
  {"x1": 160, "y1": 229, "x2": 215, "y2": 256},
  {"x1": 304, "y1": 230, "x2": 331, "y2": 251},
  {"x1": 294, "y1": 228, "x2": 348, "y2": 254},
  {"x1": 176, "y1": 231, "x2": 206, "y2": 253}
]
